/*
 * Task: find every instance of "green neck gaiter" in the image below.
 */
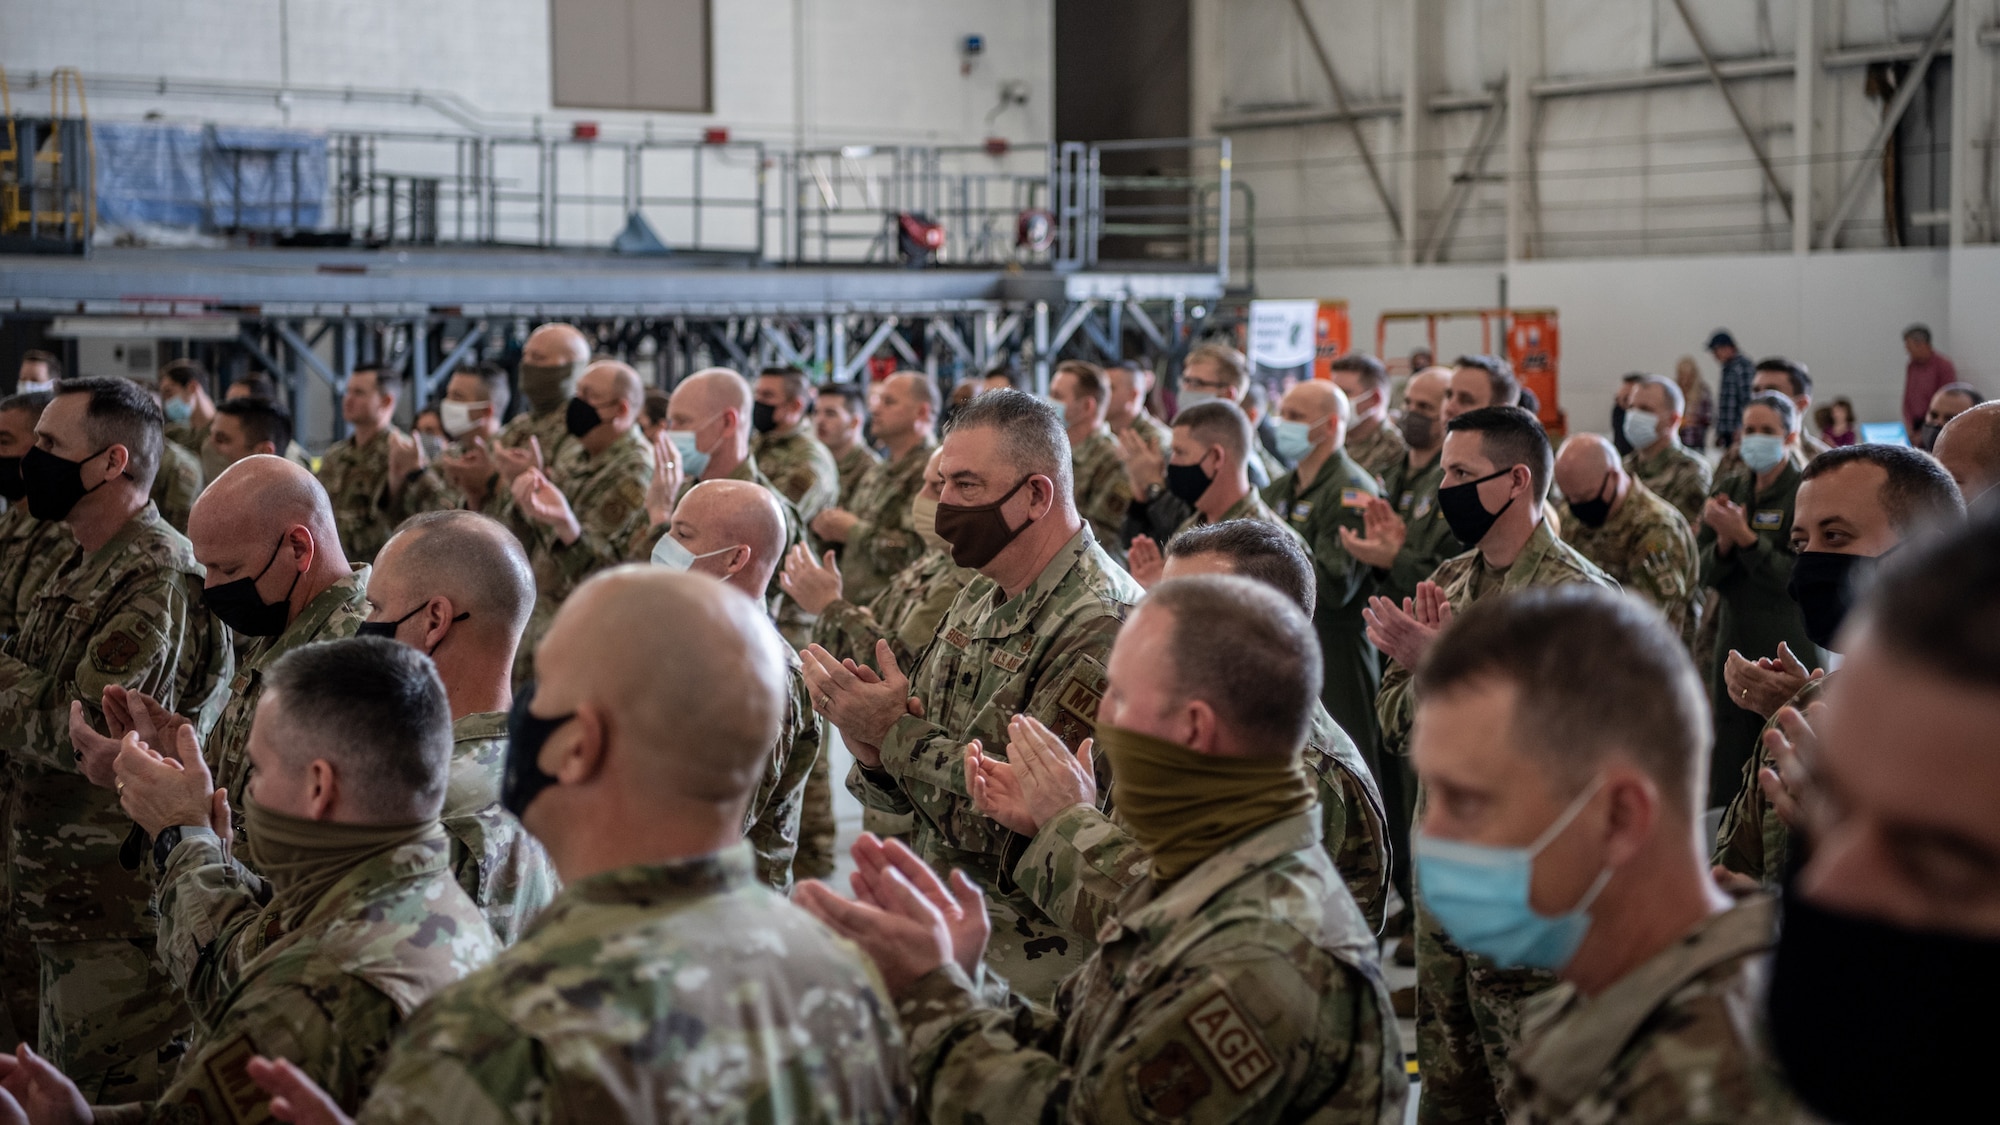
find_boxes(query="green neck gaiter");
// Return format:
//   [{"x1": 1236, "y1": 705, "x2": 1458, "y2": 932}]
[
  {"x1": 517, "y1": 361, "x2": 584, "y2": 415},
  {"x1": 244, "y1": 794, "x2": 435, "y2": 931},
  {"x1": 1098, "y1": 724, "x2": 1316, "y2": 884}
]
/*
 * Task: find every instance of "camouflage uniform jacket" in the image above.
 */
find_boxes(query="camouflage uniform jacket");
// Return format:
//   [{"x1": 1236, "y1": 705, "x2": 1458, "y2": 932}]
[
  {"x1": 164, "y1": 417, "x2": 210, "y2": 459},
  {"x1": 902, "y1": 811, "x2": 1405, "y2": 1125},
  {"x1": 393, "y1": 431, "x2": 506, "y2": 522},
  {"x1": 813, "y1": 547, "x2": 977, "y2": 673},
  {"x1": 1345, "y1": 419, "x2": 1408, "y2": 486},
  {"x1": 146, "y1": 826, "x2": 500, "y2": 1123},
  {"x1": 836, "y1": 437, "x2": 934, "y2": 608},
  {"x1": 150, "y1": 439, "x2": 206, "y2": 533},
  {"x1": 1172, "y1": 489, "x2": 1304, "y2": 542},
  {"x1": 1712, "y1": 677, "x2": 1828, "y2": 886},
  {"x1": 1378, "y1": 522, "x2": 1616, "y2": 757},
  {"x1": 352, "y1": 845, "x2": 911, "y2": 1125},
  {"x1": 528, "y1": 427, "x2": 654, "y2": 599},
  {"x1": 1372, "y1": 452, "x2": 1461, "y2": 605},
  {"x1": 1560, "y1": 479, "x2": 1700, "y2": 641},
  {"x1": 1265, "y1": 450, "x2": 1385, "y2": 764},
  {"x1": 834, "y1": 441, "x2": 881, "y2": 507},
  {"x1": 742, "y1": 654, "x2": 823, "y2": 894},
  {"x1": 847, "y1": 527, "x2": 1141, "y2": 946},
  {"x1": 207, "y1": 571, "x2": 372, "y2": 842},
  {"x1": 1072, "y1": 425, "x2": 1134, "y2": 564},
  {"x1": 442, "y1": 711, "x2": 561, "y2": 946},
  {"x1": 752, "y1": 419, "x2": 842, "y2": 524},
  {"x1": 1512, "y1": 894, "x2": 1794, "y2": 1125},
  {"x1": 0, "y1": 503, "x2": 72, "y2": 644},
  {"x1": 496, "y1": 408, "x2": 582, "y2": 478},
  {"x1": 1015, "y1": 701, "x2": 1393, "y2": 939},
  {"x1": 0, "y1": 503, "x2": 231, "y2": 942},
  {"x1": 317, "y1": 427, "x2": 405, "y2": 564},
  {"x1": 1623, "y1": 441, "x2": 1714, "y2": 526}
]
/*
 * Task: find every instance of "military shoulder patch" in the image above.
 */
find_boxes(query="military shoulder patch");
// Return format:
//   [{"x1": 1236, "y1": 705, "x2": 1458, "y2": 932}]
[
  {"x1": 1185, "y1": 988, "x2": 1277, "y2": 1092},
  {"x1": 1288, "y1": 500, "x2": 1313, "y2": 524},
  {"x1": 1413, "y1": 493, "x2": 1435, "y2": 520},
  {"x1": 95, "y1": 630, "x2": 142, "y2": 673},
  {"x1": 1340, "y1": 488, "x2": 1370, "y2": 509},
  {"x1": 199, "y1": 1033, "x2": 274, "y2": 1125},
  {"x1": 1751, "y1": 509, "x2": 1784, "y2": 531}
]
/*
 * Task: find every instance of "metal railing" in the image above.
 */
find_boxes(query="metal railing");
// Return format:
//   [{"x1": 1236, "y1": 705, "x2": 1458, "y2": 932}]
[
  {"x1": 783, "y1": 142, "x2": 1053, "y2": 267},
  {"x1": 1056, "y1": 137, "x2": 1234, "y2": 280}
]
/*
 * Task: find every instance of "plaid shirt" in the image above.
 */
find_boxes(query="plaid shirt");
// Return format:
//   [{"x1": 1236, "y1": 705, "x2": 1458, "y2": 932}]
[{"x1": 1714, "y1": 353, "x2": 1755, "y2": 442}]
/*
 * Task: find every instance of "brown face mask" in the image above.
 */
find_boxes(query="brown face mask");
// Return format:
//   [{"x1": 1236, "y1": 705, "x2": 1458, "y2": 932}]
[
  {"x1": 517, "y1": 361, "x2": 584, "y2": 415},
  {"x1": 933, "y1": 475, "x2": 1035, "y2": 569}
]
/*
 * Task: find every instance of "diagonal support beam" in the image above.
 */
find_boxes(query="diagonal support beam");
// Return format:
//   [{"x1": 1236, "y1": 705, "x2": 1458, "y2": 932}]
[
  {"x1": 1669, "y1": 0, "x2": 1794, "y2": 221},
  {"x1": 1820, "y1": 0, "x2": 1955, "y2": 249},
  {"x1": 1423, "y1": 81, "x2": 1508, "y2": 264},
  {"x1": 429, "y1": 322, "x2": 487, "y2": 391},
  {"x1": 836, "y1": 317, "x2": 900, "y2": 384},
  {"x1": 273, "y1": 320, "x2": 342, "y2": 391},
  {"x1": 1289, "y1": 0, "x2": 1404, "y2": 239}
]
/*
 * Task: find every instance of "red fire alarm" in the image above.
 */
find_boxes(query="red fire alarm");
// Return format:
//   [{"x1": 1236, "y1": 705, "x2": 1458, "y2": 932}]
[
  {"x1": 984, "y1": 136, "x2": 1010, "y2": 157},
  {"x1": 703, "y1": 127, "x2": 730, "y2": 145},
  {"x1": 571, "y1": 121, "x2": 599, "y2": 141}
]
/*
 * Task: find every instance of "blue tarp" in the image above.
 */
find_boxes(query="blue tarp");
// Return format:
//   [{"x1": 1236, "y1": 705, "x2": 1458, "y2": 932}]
[{"x1": 94, "y1": 122, "x2": 326, "y2": 231}]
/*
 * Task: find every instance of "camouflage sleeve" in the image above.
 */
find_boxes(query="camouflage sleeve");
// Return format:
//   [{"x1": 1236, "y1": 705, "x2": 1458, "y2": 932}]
[
  {"x1": 1012, "y1": 804, "x2": 1149, "y2": 940},
  {"x1": 845, "y1": 517, "x2": 923, "y2": 590},
  {"x1": 156, "y1": 832, "x2": 275, "y2": 1028},
  {"x1": 548, "y1": 474, "x2": 651, "y2": 587},
  {"x1": 1709, "y1": 745, "x2": 1770, "y2": 884},
  {"x1": 846, "y1": 760, "x2": 918, "y2": 818},
  {"x1": 1629, "y1": 529, "x2": 1697, "y2": 632},
  {"x1": 1374, "y1": 661, "x2": 1416, "y2": 758},
  {"x1": 159, "y1": 971, "x2": 406, "y2": 1123},
  {"x1": 743, "y1": 678, "x2": 822, "y2": 891},
  {"x1": 1314, "y1": 761, "x2": 1391, "y2": 935},
  {"x1": 354, "y1": 1033, "x2": 532, "y2": 1125},
  {"x1": 394, "y1": 467, "x2": 459, "y2": 519},
  {"x1": 906, "y1": 941, "x2": 1388, "y2": 1125},
  {"x1": 0, "y1": 582, "x2": 188, "y2": 768},
  {"x1": 810, "y1": 598, "x2": 886, "y2": 667}
]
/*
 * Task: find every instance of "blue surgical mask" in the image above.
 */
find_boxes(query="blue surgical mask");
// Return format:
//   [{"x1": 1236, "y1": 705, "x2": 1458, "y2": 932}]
[
  {"x1": 1273, "y1": 418, "x2": 1320, "y2": 463},
  {"x1": 1175, "y1": 389, "x2": 1218, "y2": 415},
  {"x1": 164, "y1": 397, "x2": 195, "y2": 424},
  {"x1": 1739, "y1": 433, "x2": 1788, "y2": 473},
  {"x1": 1621, "y1": 408, "x2": 1661, "y2": 452},
  {"x1": 649, "y1": 534, "x2": 739, "y2": 573},
  {"x1": 666, "y1": 429, "x2": 711, "y2": 478},
  {"x1": 1414, "y1": 776, "x2": 1611, "y2": 971}
]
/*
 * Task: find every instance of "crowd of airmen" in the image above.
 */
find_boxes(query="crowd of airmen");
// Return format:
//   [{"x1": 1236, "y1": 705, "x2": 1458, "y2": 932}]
[{"x1": 0, "y1": 326, "x2": 1996, "y2": 1124}]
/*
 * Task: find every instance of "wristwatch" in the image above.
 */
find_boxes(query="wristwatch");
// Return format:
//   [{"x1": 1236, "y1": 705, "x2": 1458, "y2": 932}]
[
  {"x1": 152, "y1": 825, "x2": 216, "y2": 874},
  {"x1": 1143, "y1": 482, "x2": 1165, "y2": 503}
]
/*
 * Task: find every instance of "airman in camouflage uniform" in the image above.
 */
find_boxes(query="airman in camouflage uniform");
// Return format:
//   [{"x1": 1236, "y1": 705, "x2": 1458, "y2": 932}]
[
  {"x1": 0, "y1": 501, "x2": 231, "y2": 1103},
  {"x1": 149, "y1": 439, "x2": 205, "y2": 533},
  {"x1": 1559, "y1": 474, "x2": 1700, "y2": 641},
  {"x1": 1711, "y1": 676, "x2": 1826, "y2": 887},
  {"x1": 900, "y1": 812, "x2": 1405, "y2": 1125},
  {"x1": 317, "y1": 426, "x2": 404, "y2": 566},
  {"x1": 441, "y1": 711, "x2": 562, "y2": 945},
  {"x1": 815, "y1": 548, "x2": 976, "y2": 675},
  {"x1": 834, "y1": 437, "x2": 934, "y2": 608},
  {"x1": 1377, "y1": 521, "x2": 1615, "y2": 1125},
  {"x1": 845, "y1": 528, "x2": 1141, "y2": 1001},
  {"x1": 1014, "y1": 702, "x2": 1393, "y2": 939},
  {"x1": 0, "y1": 501, "x2": 70, "y2": 642},
  {"x1": 1346, "y1": 418, "x2": 1407, "y2": 484},
  {"x1": 344, "y1": 845, "x2": 910, "y2": 1125},
  {"x1": 514, "y1": 425, "x2": 653, "y2": 685},
  {"x1": 1265, "y1": 436, "x2": 1385, "y2": 769},
  {"x1": 1623, "y1": 440, "x2": 1713, "y2": 526},
  {"x1": 137, "y1": 825, "x2": 500, "y2": 1125},
  {"x1": 742, "y1": 653, "x2": 823, "y2": 893},
  {"x1": 1175, "y1": 489, "x2": 1298, "y2": 539},
  {"x1": 1072, "y1": 426, "x2": 1132, "y2": 563},
  {"x1": 753, "y1": 417, "x2": 842, "y2": 524},
  {"x1": 1511, "y1": 895, "x2": 1795, "y2": 1124}
]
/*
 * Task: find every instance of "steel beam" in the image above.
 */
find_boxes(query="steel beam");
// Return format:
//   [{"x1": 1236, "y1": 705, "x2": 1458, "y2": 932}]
[
  {"x1": 1793, "y1": 0, "x2": 1818, "y2": 254},
  {"x1": 835, "y1": 316, "x2": 900, "y2": 384},
  {"x1": 1424, "y1": 83, "x2": 1507, "y2": 264},
  {"x1": 429, "y1": 322, "x2": 487, "y2": 390},
  {"x1": 275, "y1": 319, "x2": 341, "y2": 390},
  {"x1": 1820, "y1": 1, "x2": 1956, "y2": 249},
  {"x1": 1670, "y1": 0, "x2": 1795, "y2": 221},
  {"x1": 1287, "y1": 0, "x2": 1404, "y2": 239},
  {"x1": 1950, "y1": 0, "x2": 1981, "y2": 245},
  {"x1": 1505, "y1": 0, "x2": 1534, "y2": 262}
]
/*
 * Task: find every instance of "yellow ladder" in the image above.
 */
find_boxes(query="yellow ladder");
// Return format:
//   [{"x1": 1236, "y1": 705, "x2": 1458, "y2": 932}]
[{"x1": 0, "y1": 66, "x2": 95, "y2": 236}]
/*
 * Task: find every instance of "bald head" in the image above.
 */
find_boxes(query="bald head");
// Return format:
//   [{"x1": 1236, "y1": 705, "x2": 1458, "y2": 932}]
[
  {"x1": 376, "y1": 511, "x2": 535, "y2": 647},
  {"x1": 1276, "y1": 379, "x2": 1349, "y2": 454},
  {"x1": 1934, "y1": 401, "x2": 2000, "y2": 502},
  {"x1": 669, "y1": 479, "x2": 788, "y2": 595},
  {"x1": 676, "y1": 367, "x2": 753, "y2": 416},
  {"x1": 522, "y1": 322, "x2": 591, "y2": 367},
  {"x1": 1554, "y1": 432, "x2": 1623, "y2": 500},
  {"x1": 191, "y1": 454, "x2": 340, "y2": 560},
  {"x1": 535, "y1": 567, "x2": 789, "y2": 817}
]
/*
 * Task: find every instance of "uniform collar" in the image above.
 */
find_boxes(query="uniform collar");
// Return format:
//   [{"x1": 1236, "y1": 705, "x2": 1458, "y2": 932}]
[
  {"x1": 532, "y1": 843, "x2": 759, "y2": 933},
  {"x1": 1104, "y1": 811, "x2": 1321, "y2": 945}
]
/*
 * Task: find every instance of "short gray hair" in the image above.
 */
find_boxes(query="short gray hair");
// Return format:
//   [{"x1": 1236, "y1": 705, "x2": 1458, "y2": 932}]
[
  {"x1": 1634, "y1": 373, "x2": 1685, "y2": 416},
  {"x1": 264, "y1": 637, "x2": 452, "y2": 821},
  {"x1": 944, "y1": 388, "x2": 1073, "y2": 502}
]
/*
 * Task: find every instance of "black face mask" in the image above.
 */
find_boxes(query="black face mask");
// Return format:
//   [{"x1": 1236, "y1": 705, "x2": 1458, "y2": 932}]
[
  {"x1": 202, "y1": 536, "x2": 304, "y2": 637},
  {"x1": 355, "y1": 601, "x2": 469, "y2": 655},
  {"x1": 1770, "y1": 885, "x2": 2000, "y2": 1125},
  {"x1": 1916, "y1": 422, "x2": 1943, "y2": 451},
  {"x1": 503, "y1": 681, "x2": 575, "y2": 819},
  {"x1": 751, "y1": 401, "x2": 780, "y2": 434},
  {"x1": 0, "y1": 455, "x2": 24, "y2": 502},
  {"x1": 1165, "y1": 458, "x2": 1215, "y2": 507},
  {"x1": 1437, "y1": 468, "x2": 1516, "y2": 546},
  {"x1": 1566, "y1": 472, "x2": 1615, "y2": 529},
  {"x1": 1610, "y1": 405, "x2": 1633, "y2": 456},
  {"x1": 564, "y1": 397, "x2": 604, "y2": 439},
  {"x1": 1787, "y1": 550, "x2": 1874, "y2": 652},
  {"x1": 22, "y1": 443, "x2": 112, "y2": 521}
]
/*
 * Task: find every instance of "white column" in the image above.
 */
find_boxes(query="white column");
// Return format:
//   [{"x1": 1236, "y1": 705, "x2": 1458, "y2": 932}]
[
  {"x1": 1793, "y1": 0, "x2": 1818, "y2": 254},
  {"x1": 1505, "y1": 0, "x2": 1536, "y2": 262}
]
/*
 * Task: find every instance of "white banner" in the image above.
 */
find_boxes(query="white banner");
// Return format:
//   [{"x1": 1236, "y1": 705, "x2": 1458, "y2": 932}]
[{"x1": 1247, "y1": 299, "x2": 1319, "y2": 369}]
